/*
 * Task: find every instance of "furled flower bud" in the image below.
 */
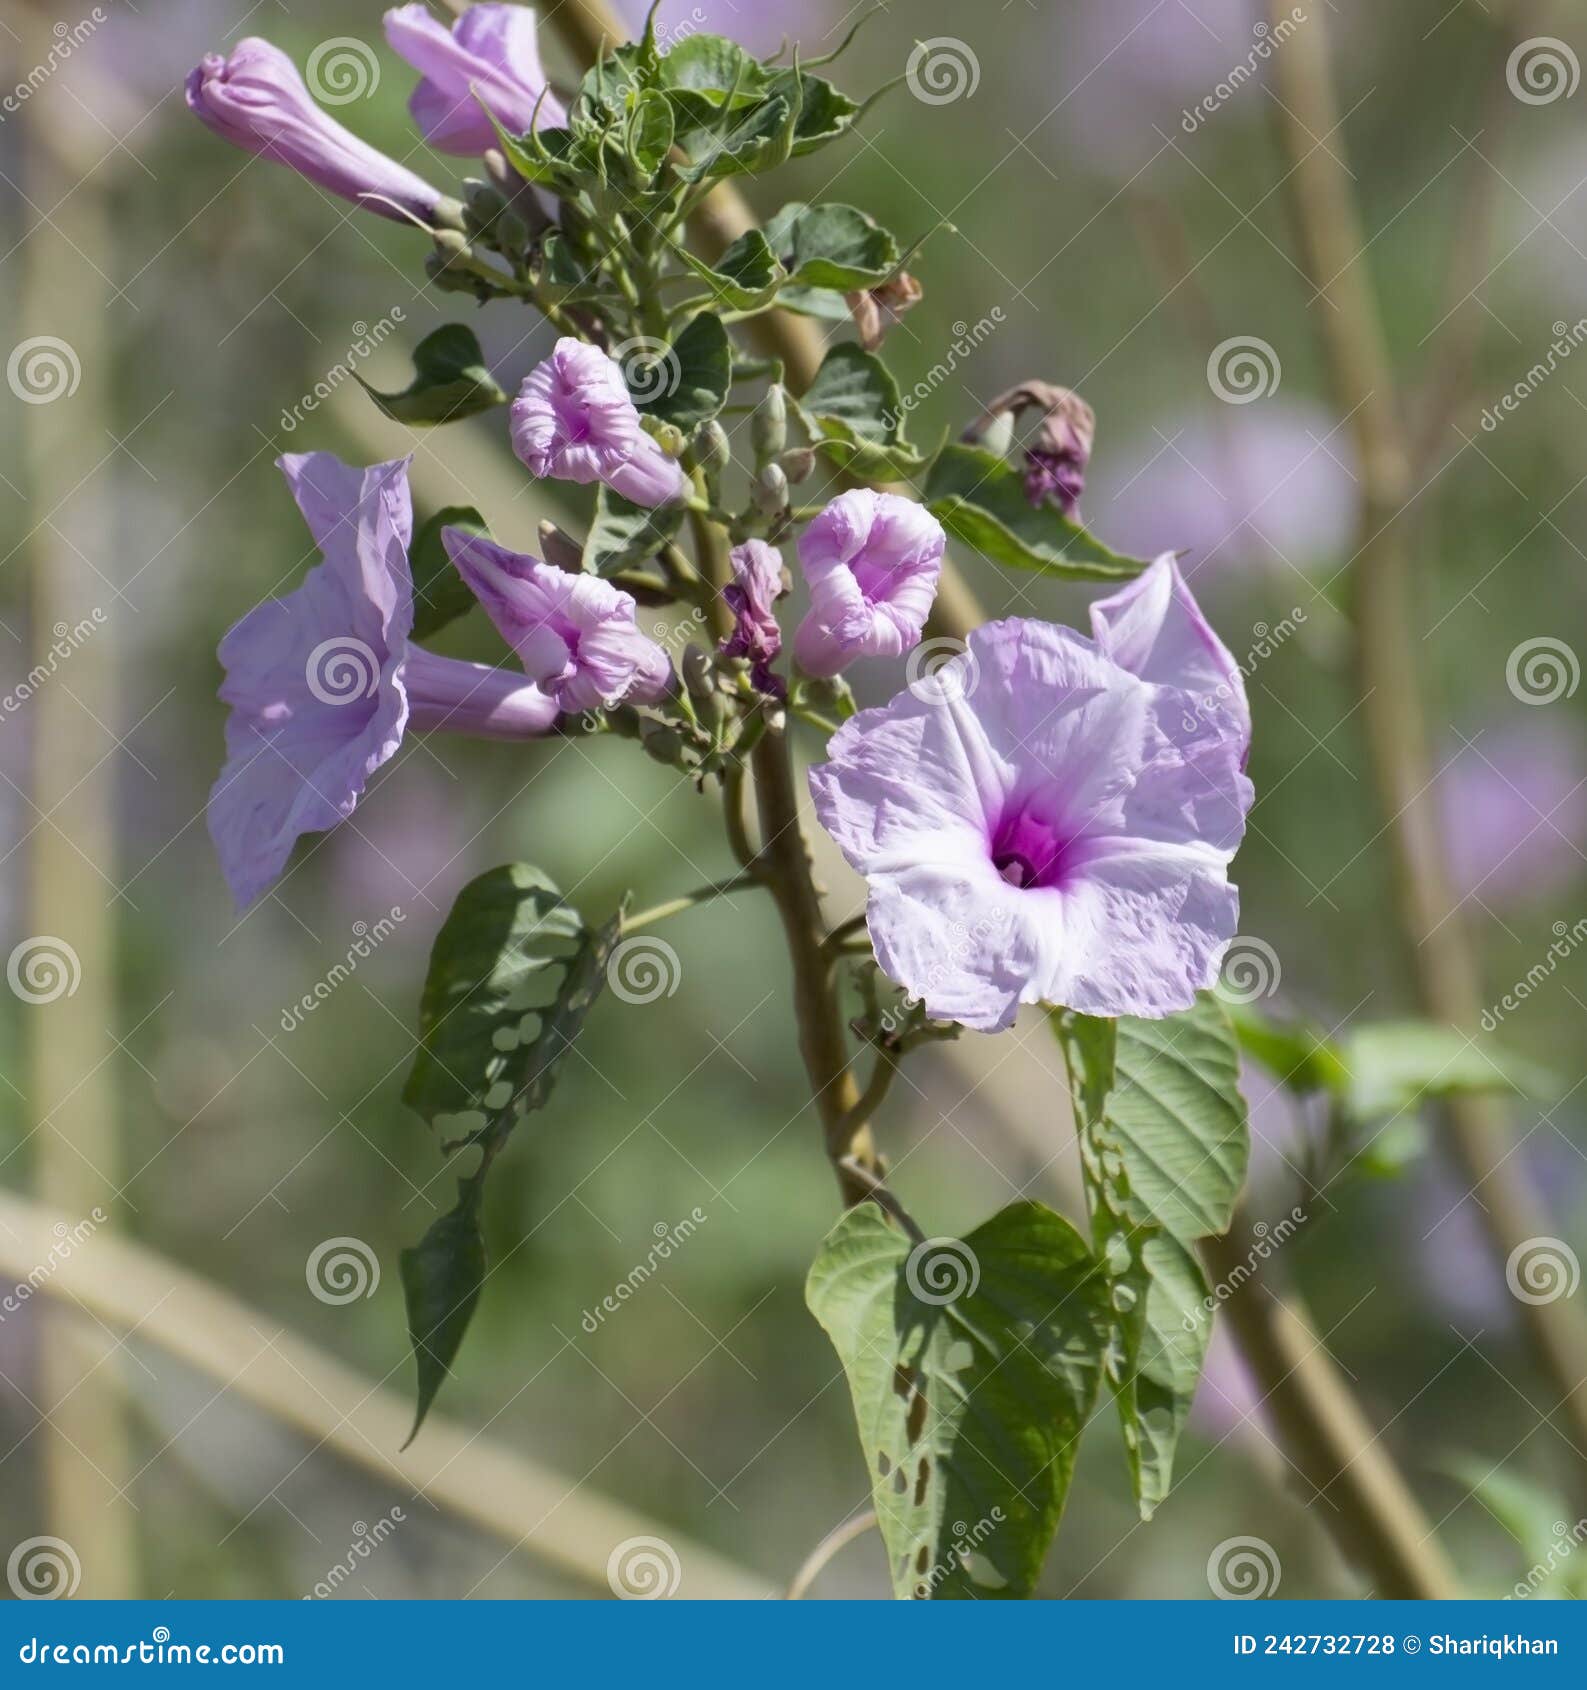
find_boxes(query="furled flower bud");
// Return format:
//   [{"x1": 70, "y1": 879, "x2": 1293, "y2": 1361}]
[
  {"x1": 964, "y1": 381, "x2": 1095, "y2": 518},
  {"x1": 752, "y1": 384, "x2": 788, "y2": 465},
  {"x1": 186, "y1": 39, "x2": 445, "y2": 225},
  {"x1": 845, "y1": 271, "x2": 923, "y2": 352},
  {"x1": 752, "y1": 462, "x2": 789, "y2": 519},
  {"x1": 510, "y1": 339, "x2": 690, "y2": 509},
  {"x1": 383, "y1": 3, "x2": 566, "y2": 157},
  {"x1": 720, "y1": 539, "x2": 786, "y2": 694},
  {"x1": 778, "y1": 446, "x2": 816, "y2": 486}
]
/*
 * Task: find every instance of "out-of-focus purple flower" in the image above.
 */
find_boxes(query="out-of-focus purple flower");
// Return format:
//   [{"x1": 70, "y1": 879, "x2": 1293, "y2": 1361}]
[
  {"x1": 720, "y1": 539, "x2": 786, "y2": 691},
  {"x1": 1092, "y1": 400, "x2": 1355, "y2": 574},
  {"x1": 208, "y1": 453, "x2": 556, "y2": 910},
  {"x1": 510, "y1": 338, "x2": 689, "y2": 508},
  {"x1": 1437, "y1": 722, "x2": 1586, "y2": 909},
  {"x1": 792, "y1": 490, "x2": 945, "y2": 679},
  {"x1": 186, "y1": 38, "x2": 444, "y2": 224},
  {"x1": 443, "y1": 529, "x2": 673, "y2": 712},
  {"x1": 965, "y1": 382, "x2": 1096, "y2": 518},
  {"x1": 383, "y1": 3, "x2": 566, "y2": 156},
  {"x1": 1092, "y1": 552, "x2": 1251, "y2": 760},
  {"x1": 615, "y1": 0, "x2": 833, "y2": 59},
  {"x1": 808, "y1": 614, "x2": 1251, "y2": 1032}
]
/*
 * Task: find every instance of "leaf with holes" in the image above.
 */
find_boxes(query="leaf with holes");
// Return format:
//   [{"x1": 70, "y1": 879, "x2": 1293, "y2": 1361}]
[
  {"x1": 1052, "y1": 994, "x2": 1249, "y2": 1518},
  {"x1": 925, "y1": 444, "x2": 1145, "y2": 581},
  {"x1": 806, "y1": 1201, "x2": 1110, "y2": 1599},
  {"x1": 357, "y1": 325, "x2": 506, "y2": 426}
]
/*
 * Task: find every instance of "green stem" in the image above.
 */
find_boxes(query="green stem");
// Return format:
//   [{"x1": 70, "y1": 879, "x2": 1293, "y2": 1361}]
[{"x1": 625, "y1": 872, "x2": 763, "y2": 933}]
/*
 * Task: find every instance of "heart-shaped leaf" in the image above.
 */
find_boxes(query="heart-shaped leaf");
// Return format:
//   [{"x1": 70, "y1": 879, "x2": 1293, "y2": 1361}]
[{"x1": 358, "y1": 325, "x2": 506, "y2": 427}]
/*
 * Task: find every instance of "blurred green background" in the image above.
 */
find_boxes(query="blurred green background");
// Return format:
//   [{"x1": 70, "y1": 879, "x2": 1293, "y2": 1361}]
[{"x1": 1, "y1": 0, "x2": 1584, "y2": 1601}]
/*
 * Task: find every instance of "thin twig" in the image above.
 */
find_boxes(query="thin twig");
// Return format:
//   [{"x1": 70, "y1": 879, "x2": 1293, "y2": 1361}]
[
  {"x1": 836, "y1": 1156, "x2": 925, "y2": 1244},
  {"x1": 786, "y1": 1511, "x2": 879, "y2": 1599}
]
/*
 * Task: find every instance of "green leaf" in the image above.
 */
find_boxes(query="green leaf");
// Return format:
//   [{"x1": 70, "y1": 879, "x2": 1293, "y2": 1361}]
[
  {"x1": 409, "y1": 505, "x2": 485, "y2": 640},
  {"x1": 1338, "y1": 1022, "x2": 1539, "y2": 1123},
  {"x1": 777, "y1": 71, "x2": 861, "y2": 155},
  {"x1": 626, "y1": 88, "x2": 675, "y2": 176},
  {"x1": 1053, "y1": 994, "x2": 1250, "y2": 1518},
  {"x1": 636, "y1": 309, "x2": 730, "y2": 429},
  {"x1": 357, "y1": 325, "x2": 506, "y2": 427},
  {"x1": 654, "y1": 35, "x2": 766, "y2": 125},
  {"x1": 925, "y1": 444, "x2": 1146, "y2": 581},
  {"x1": 1225, "y1": 1002, "x2": 1349, "y2": 1095},
  {"x1": 806, "y1": 1201, "x2": 1110, "y2": 1599},
  {"x1": 402, "y1": 864, "x2": 619, "y2": 1134},
  {"x1": 798, "y1": 343, "x2": 929, "y2": 477},
  {"x1": 399, "y1": 1179, "x2": 487, "y2": 1445},
  {"x1": 762, "y1": 201, "x2": 898, "y2": 289},
  {"x1": 678, "y1": 228, "x2": 786, "y2": 311},
  {"x1": 674, "y1": 91, "x2": 795, "y2": 182},
  {"x1": 583, "y1": 485, "x2": 685, "y2": 576}
]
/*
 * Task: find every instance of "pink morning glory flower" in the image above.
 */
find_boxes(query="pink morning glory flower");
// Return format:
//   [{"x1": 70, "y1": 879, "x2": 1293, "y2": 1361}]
[
  {"x1": 792, "y1": 490, "x2": 945, "y2": 679},
  {"x1": 186, "y1": 39, "x2": 444, "y2": 225},
  {"x1": 809, "y1": 606, "x2": 1252, "y2": 1031},
  {"x1": 1090, "y1": 552, "x2": 1251, "y2": 760},
  {"x1": 443, "y1": 530, "x2": 673, "y2": 713},
  {"x1": 383, "y1": 3, "x2": 566, "y2": 157},
  {"x1": 720, "y1": 538, "x2": 786, "y2": 691},
  {"x1": 208, "y1": 453, "x2": 557, "y2": 911},
  {"x1": 510, "y1": 338, "x2": 689, "y2": 508}
]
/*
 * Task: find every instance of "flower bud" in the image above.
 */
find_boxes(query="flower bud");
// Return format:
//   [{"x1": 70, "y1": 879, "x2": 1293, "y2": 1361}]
[
  {"x1": 752, "y1": 384, "x2": 788, "y2": 465},
  {"x1": 463, "y1": 178, "x2": 508, "y2": 224},
  {"x1": 752, "y1": 462, "x2": 789, "y2": 519},
  {"x1": 680, "y1": 647, "x2": 721, "y2": 729},
  {"x1": 963, "y1": 382, "x2": 1094, "y2": 518},
  {"x1": 691, "y1": 419, "x2": 731, "y2": 480},
  {"x1": 778, "y1": 446, "x2": 816, "y2": 486}
]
